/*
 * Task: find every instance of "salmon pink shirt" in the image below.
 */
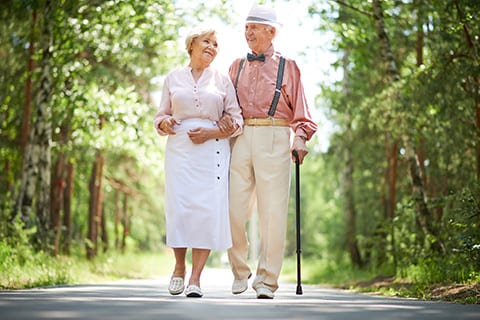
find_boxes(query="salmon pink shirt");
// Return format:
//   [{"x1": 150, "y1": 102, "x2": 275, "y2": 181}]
[{"x1": 228, "y1": 45, "x2": 317, "y2": 141}]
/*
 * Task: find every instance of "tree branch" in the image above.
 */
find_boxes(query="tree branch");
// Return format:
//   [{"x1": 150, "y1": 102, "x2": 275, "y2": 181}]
[{"x1": 331, "y1": 0, "x2": 373, "y2": 17}]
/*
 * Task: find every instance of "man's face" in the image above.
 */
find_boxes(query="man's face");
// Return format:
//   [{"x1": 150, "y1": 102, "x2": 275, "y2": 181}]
[{"x1": 244, "y1": 23, "x2": 275, "y2": 54}]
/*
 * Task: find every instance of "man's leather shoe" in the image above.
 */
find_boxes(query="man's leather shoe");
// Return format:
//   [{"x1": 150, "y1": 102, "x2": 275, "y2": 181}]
[
  {"x1": 232, "y1": 278, "x2": 248, "y2": 294},
  {"x1": 232, "y1": 273, "x2": 252, "y2": 294},
  {"x1": 255, "y1": 286, "x2": 274, "y2": 299}
]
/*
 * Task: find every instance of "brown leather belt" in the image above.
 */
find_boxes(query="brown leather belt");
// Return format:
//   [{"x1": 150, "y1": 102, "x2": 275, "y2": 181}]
[{"x1": 244, "y1": 117, "x2": 290, "y2": 127}]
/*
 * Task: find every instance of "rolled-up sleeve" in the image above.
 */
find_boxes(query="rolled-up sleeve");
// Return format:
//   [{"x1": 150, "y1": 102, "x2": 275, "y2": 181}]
[
  {"x1": 153, "y1": 76, "x2": 172, "y2": 136},
  {"x1": 223, "y1": 77, "x2": 243, "y2": 137},
  {"x1": 285, "y1": 60, "x2": 317, "y2": 141}
]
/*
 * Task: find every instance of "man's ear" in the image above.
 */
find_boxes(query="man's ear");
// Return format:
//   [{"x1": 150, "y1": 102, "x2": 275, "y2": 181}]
[{"x1": 269, "y1": 26, "x2": 277, "y2": 39}]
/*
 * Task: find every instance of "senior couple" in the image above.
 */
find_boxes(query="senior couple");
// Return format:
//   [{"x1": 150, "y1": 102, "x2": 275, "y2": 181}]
[{"x1": 154, "y1": 4, "x2": 317, "y2": 299}]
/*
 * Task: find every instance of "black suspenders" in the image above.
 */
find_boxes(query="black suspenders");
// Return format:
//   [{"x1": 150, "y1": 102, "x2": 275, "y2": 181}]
[
  {"x1": 268, "y1": 56, "x2": 285, "y2": 116},
  {"x1": 234, "y1": 58, "x2": 245, "y2": 92},
  {"x1": 234, "y1": 56, "x2": 286, "y2": 117}
]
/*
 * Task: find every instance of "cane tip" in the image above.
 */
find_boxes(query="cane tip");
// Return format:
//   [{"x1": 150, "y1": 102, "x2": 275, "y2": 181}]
[{"x1": 296, "y1": 286, "x2": 303, "y2": 295}]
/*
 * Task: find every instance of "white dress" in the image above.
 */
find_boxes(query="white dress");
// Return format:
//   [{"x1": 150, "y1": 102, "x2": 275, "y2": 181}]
[{"x1": 154, "y1": 66, "x2": 243, "y2": 251}]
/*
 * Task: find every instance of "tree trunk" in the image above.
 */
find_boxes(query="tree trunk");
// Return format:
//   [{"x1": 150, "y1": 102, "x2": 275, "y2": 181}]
[
  {"x1": 341, "y1": 50, "x2": 363, "y2": 267},
  {"x1": 21, "y1": 9, "x2": 37, "y2": 158},
  {"x1": 114, "y1": 189, "x2": 120, "y2": 249},
  {"x1": 403, "y1": 134, "x2": 443, "y2": 246},
  {"x1": 100, "y1": 204, "x2": 108, "y2": 253},
  {"x1": 86, "y1": 157, "x2": 98, "y2": 259},
  {"x1": 86, "y1": 114, "x2": 105, "y2": 260},
  {"x1": 476, "y1": 91, "x2": 480, "y2": 183},
  {"x1": 121, "y1": 192, "x2": 129, "y2": 253},
  {"x1": 86, "y1": 151, "x2": 104, "y2": 259},
  {"x1": 51, "y1": 122, "x2": 70, "y2": 255},
  {"x1": 95, "y1": 154, "x2": 105, "y2": 255},
  {"x1": 388, "y1": 140, "x2": 398, "y2": 268},
  {"x1": 62, "y1": 161, "x2": 74, "y2": 255},
  {"x1": 15, "y1": 0, "x2": 54, "y2": 252},
  {"x1": 344, "y1": 140, "x2": 363, "y2": 267},
  {"x1": 51, "y1": 153, "x2": 65, "y2": 256}
]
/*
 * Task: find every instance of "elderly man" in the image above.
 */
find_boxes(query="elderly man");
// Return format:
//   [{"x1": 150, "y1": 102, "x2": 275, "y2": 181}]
[{"x1": 226, "y1": 4, "x2": 317, "y2": 299}]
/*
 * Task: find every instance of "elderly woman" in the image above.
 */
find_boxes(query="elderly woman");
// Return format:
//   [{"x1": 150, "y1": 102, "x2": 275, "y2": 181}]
[{"x1": 153, "y1": 27, "x2": 243, "y2": 298}]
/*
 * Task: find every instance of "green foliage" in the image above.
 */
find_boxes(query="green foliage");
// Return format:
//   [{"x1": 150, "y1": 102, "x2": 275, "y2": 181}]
[
  {"x1": 80, "y1": 251, "x2": 171, "y2": 280},
  {"x1": 0, "y1": 0, "x2": 237, "y2": 258},
  {"x1": 0, "y1": 218, "x2": 71, "y2": 289},
  {"x1": 304, "y1": 0, "x2": 480, "y2": 301},
  {"x1": 0, "y1": 239, "x2": 172, "y2": 289},
  {"x1": 282, "y1": 255, "x2": 384, "y2": 287},
  {"x1": 2, "y1": 0, "x2": 480, "y2": 304}
]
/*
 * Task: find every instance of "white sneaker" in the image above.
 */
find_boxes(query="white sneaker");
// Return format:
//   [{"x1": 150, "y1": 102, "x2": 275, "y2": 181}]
[
  {"x1": 232, "y1": 278, "x2": 248, "y2": 294},
  {"x1": 255, "y1": 286, "x2": 274, "y2": 299}
]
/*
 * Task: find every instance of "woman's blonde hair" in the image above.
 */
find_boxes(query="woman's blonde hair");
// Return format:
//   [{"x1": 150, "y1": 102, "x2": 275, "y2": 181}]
[{"x1": 185, "y1": 27, "x2": 217, "y2": 56}]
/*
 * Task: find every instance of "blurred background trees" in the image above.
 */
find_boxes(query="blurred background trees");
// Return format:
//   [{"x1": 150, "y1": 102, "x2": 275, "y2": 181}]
[{"x1": 1, "y1": 0, "x2": 479, "y2": 288}]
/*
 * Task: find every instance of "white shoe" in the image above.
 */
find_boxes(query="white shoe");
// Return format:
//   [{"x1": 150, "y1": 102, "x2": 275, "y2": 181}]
[
  {"x1": 232, "y1": 272, "x2": 252, "y2": 294},
  {"x1": 168, "y1": 277, "x2": 185, "y2": 295},
  {"x1": 232, "y1": 278, "x2": 248, "y2": 294},
  {"x1": 255, "y1": 286, "x2": 274, "y2": 299},
  {"x1": 185, "y1": 285, "x2": 203, "y2": 298}
]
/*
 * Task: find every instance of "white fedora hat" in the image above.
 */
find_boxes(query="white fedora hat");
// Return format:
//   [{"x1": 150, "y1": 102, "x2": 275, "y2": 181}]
[{"x1": 245, "y1": 4, "x2": 282, "y2": 28}]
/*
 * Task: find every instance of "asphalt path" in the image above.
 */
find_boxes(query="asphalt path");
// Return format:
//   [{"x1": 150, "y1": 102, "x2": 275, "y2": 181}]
[{"x1": 0, "y1": 268, "x2": 478, "y2": 320}]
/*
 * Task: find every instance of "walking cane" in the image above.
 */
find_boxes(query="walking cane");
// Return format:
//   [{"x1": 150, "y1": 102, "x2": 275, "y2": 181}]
[{"x1": 292, "y1": 150, "x2": 303, "y2": 295}]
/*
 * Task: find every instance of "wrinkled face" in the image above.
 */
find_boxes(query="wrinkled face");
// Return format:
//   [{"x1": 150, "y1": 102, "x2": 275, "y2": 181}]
[
  {"x1": 244, "y1": 23, "x2": 275, "y2": 54},
  {"x1": 190, "y1": 32, "x2": 218, "y2": 64}
]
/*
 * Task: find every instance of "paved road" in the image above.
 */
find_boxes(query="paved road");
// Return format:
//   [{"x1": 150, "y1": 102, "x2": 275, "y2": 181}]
[{"x1": 0, "y1": 268, "x2": 478, "y2": 320}]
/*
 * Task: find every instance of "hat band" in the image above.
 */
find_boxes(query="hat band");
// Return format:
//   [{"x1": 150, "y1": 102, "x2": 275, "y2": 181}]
[{"x1": 246, "y1": 16, "x2": 276, "y2": 24}]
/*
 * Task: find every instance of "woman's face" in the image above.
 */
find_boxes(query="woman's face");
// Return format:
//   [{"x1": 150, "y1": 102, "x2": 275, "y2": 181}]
[
  {"x1": 244, "y1": 23, "x2": 274, "y2": 54},
  {"x1": 190, "y1": 32, "x2": 218, "y2": 65}
]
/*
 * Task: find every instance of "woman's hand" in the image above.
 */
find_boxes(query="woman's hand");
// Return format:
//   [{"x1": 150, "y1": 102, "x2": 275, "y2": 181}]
[{"x1": 159, "y1": 117, "x2": 180, "y2": 135}]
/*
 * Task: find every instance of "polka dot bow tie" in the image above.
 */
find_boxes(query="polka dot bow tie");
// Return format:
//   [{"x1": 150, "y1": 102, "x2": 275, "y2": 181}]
[{"x1": 247, "y1": 53, "x2": 265, "y2": 62}]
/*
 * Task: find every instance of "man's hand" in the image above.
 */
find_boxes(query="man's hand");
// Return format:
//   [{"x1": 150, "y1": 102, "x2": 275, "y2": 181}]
[
  {"x1": 218, "y1": 113, "x2": 237, "y2": 136},
  {"x1": 291, "y1": 136, "x2": 309, "y2": 165},
  {"x1": 159, "y1": 117, "x2": 180, "y2": 135}
]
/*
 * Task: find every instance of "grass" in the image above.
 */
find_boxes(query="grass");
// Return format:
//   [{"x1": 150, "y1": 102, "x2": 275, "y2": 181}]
[
  {"x1": 281, "y1": 256, "x2": 480, "y2": 304},
  {"x1": 0, "y1": 249, "x2": 173, "y2": 289}
]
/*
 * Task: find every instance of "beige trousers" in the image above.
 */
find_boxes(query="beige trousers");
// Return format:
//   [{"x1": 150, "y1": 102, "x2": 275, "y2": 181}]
[{"x1": 228, "y1": 125, "x2": 292, "y2": 292}]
